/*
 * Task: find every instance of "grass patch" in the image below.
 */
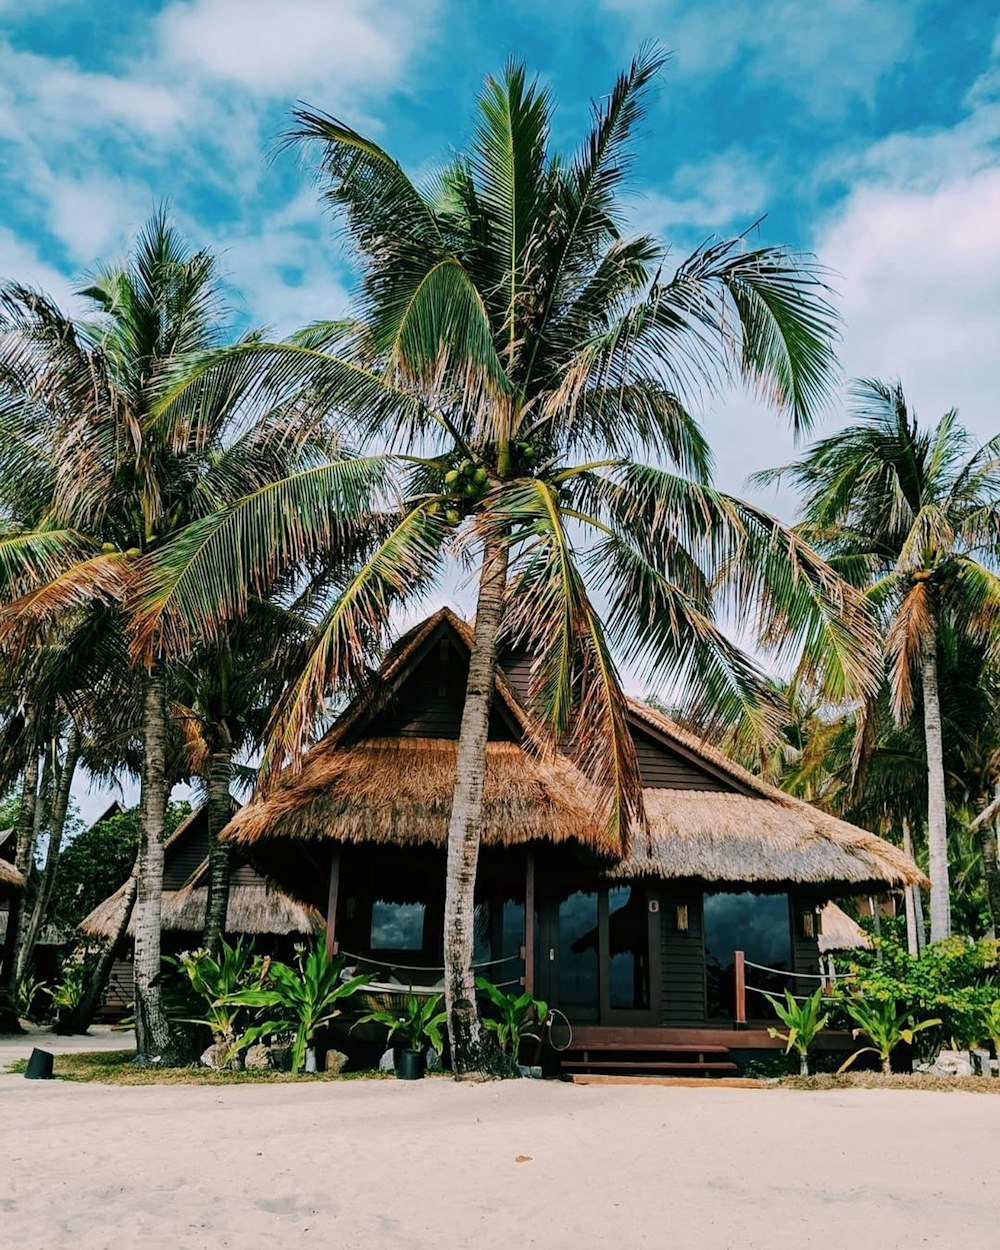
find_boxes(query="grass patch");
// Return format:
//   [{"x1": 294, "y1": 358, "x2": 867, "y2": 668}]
[
  {"x1": 773, "y1": 1072, "x2": 1000, "y2": 1094},
  {"x1": 5, "y1": 1049, "x2": 394, "y2": 1085}
]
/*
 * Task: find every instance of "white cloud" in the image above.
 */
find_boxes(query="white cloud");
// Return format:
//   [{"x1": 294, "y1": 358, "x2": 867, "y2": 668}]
[
  {"x1": 0, "y1": 227, "x2": 76, "y2": 304},
  {"x1": 155, "y1": 0, "x2": 434, "y2": 97},
  {"x1": 628, "y1": 148, "x2": 772, "y2": 237},
  {"x1": 707, "y1": 52, "x2": 1000, "y2": 514},
  {"x1": 604, "y1": 0, "x2": 919, "y2": 113}
]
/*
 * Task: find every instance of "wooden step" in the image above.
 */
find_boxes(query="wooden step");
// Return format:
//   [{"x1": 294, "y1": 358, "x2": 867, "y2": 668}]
[
  {"x1": 563, "y1": 1042, "x2": 731, "y2": 1054},
  {"x1": 562, "y1": 1060, "x2": 738, "y2": 1072}
]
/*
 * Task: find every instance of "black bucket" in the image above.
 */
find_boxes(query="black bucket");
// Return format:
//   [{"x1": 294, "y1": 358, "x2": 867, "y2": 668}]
[
  {"x1": 24, "y1": 1048, "x2": 54, "y2": 1080},
  {"x1": 396, "y1": 1049, "x2": 426, "y2": 1081}
]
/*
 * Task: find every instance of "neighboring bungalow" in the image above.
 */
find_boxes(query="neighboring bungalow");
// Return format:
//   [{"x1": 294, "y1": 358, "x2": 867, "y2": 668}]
[
  {"x1": 0, "y1": 850, "x2": 25, "y2": 901},
  {"x1": 223, "y1": 609, "x2": 924, "y2": 1075},
  {"x1": 79, "y1": 803, "x2": 320, "y2": 1016}
]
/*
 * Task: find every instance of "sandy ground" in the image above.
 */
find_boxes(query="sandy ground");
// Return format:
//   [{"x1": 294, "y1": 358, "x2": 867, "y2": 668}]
[
  {"x1": 0, "y1": 1076, "x2": 997, "y2": 1250},
  {"x1": 0, "y1": 1025, "x2": 135, "y2": 1065}
]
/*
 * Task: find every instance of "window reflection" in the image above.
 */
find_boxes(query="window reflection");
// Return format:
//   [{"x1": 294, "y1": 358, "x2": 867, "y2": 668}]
[
  {"x1": 608, "y1": 885, "x2": 650, "y2": 1010},
  {"x1": 370, "y1": 900, "x2": 426, "y2": 951},
  {"x1": 704, "y1": 892, "x2": 791, "y2": 1019}
]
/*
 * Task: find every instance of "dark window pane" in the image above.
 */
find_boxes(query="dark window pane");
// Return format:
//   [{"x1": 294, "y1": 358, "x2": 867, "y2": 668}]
[
  {"x1": 608, "y1": 885, "x2": 650, "y2": 1010},
  {"x1": 558, "y1": 889, "x2": 599, "y2": 1010},
  {"x1": 473, "y1": 899, "x2": 492, "y2": 965},
  {"x1": 704, "y1": 892, "x2": 791, "y2": 1019},
  {"x1": 370, "y1": 900, "x2": 426, "y2": 951}
]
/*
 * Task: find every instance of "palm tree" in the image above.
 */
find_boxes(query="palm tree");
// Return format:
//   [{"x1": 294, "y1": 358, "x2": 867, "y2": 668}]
[
  {"x1": 173, "y1": 597, "x2": 315, "y2": 955},
  {"x1": 0, "y1": 211, "x2": 353, "y2": 1058},
  {"x1": 136, "y1": 52, "x2": 875, "y2": 1070},
  {"x1": 759, "y1": 380, "x2": 1000, "y2": 940}
]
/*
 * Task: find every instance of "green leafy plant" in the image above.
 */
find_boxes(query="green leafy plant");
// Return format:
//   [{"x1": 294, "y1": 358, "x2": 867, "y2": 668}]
[
  {"x1": 475, "y1": 977, "x2": 548, "y2": 1058},
  {"x1": 838, "y1": 996, "x2": 941, "y2": 1075},
  {"x1": 835, "y1": 933, "x2": 1000, "y2": 1061},
  {"x1": 975, "y1": 998, "x2": 1000, "y2": 1075},
  {"x1": 229, "y1": 941, "x2": 370, "y2": 1074},
  {"x1": 168, "y1": 937, "x2": 262, "y2": 1050},
  {"x1": 765, "y1": 987, "x2": 830, "y2": 1076},
  {"x1": 48, "y1": 961, "x2": 87, "y2": 1017},
  {"x1": 360, "y1": 990, "x2": 449, "y2": 1055},
  {"x1": 15, "y1": 974, "x2": 51, "y2": 1023}
]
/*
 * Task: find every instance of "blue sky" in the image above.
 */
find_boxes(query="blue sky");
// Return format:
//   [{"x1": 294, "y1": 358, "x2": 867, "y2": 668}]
[{"x1": 2, "y1": 1, "x2": 998, "y2": 816}]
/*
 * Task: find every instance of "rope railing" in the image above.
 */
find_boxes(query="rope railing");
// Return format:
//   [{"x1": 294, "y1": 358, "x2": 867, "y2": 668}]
[
  {"x1": 743, "y1": 958, "x2": 854, "y2": 981},
  {"x1": 337, "y1": 950, "x2": 521, "y2": 975}
]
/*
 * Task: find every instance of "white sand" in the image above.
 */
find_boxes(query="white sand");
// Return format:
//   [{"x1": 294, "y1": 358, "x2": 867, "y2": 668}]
[{"x1": 0, "y1": 1075, "x2": 996, "y2": 1249}]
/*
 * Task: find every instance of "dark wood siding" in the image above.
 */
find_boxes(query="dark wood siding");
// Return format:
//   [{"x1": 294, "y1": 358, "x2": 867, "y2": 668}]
[
  {"x1": 633, "y1": 729, "x2": 728, "y2": 791},
  {"x1": 498, "y1": 650, "x2": 533, "y2": 703},
  {"x1": 790, "y1": 892, "x2": 822, "y2": 976},
  {"x1": 659, "y1": 885, "x2": 707, "y2": 1025},
  {"x1": 162, "y1": 820, "x2": 209, "y2": 889},
  {"x1": 363, "y1": 640, "x2": 516, "y2": 741}
]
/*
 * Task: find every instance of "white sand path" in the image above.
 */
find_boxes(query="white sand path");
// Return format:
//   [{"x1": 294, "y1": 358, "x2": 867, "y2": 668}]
[{"x1": 0, "y1": 1076, "x2": 996, "y2": 1249}]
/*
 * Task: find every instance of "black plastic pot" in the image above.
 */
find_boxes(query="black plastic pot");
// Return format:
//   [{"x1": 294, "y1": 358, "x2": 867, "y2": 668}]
[
  {"x1": 24, "y1": 1048, "x2": 54, "y2": 1080},
  {"x1": 396, "y1": 1048, "x2": 426, "y2": 1080}
]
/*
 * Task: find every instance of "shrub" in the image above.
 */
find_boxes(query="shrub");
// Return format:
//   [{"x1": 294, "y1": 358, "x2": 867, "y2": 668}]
[{"x1": 835, "y1": 932, "x2": 999, "y2": 1062}]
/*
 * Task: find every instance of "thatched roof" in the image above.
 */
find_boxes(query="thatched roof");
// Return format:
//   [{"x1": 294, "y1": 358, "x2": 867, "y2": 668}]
[
  {"x1": 224, "y1": 736, "x2": 611, "y2": 853},
  {"x1": 0, "y1": 854, "x2": 24, "y2": 892},
  {"x1": 618, "y1": 704, "x2": 925, "y2": 889},
  {"x1": 77, "y1": 877, "x2": 319, "y2": 940},
  {"x1": 819, "y1": 902, "x2": 873, "y2": 953},
  {"x1": 221, "y1": 609, "x2": 923, "y2": 891},
  {"x1": 78, "y1": 802, "x2": 320, "y2": 941}
]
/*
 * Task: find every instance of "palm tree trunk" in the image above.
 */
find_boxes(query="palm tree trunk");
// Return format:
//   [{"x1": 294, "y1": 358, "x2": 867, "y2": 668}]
[
  {"x1": 977, "y1": 783, "x2": 1000, "y2": 939},
  {"x1": 921, "y1": 644, "x2": 951, "y2": 942},
  {"x1": 443, "y1": 532, "x2": 511, "y2": 1074},
  {"x1": 202, "y1": 742, "x2": 234, "y2": 958},
  {"x1": 901, "y1": 818, "x2": 919, "y2": 957},
  {"x1": 68, "y1": 868, "x2": 138, "y2": 1035},
  {"x1": 17, "y1": 726, "x2": 82, "y2": 981},
  {"x1": 1, "y1": 747, "x2": 40, "y2": 997},
  {"x1": 132, "y1": 665, "x2": 176, "y2": 1063}
]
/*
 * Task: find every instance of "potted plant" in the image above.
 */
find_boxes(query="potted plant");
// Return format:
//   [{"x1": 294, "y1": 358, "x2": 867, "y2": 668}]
[{"x1": 360, "y1": 990, "x2": 448, "y2": 1079}]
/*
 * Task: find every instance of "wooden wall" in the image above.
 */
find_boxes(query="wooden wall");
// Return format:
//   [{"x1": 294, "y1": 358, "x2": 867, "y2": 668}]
[{"x1": 657, "y1": 884, "x2": 707, "y2": 1026}]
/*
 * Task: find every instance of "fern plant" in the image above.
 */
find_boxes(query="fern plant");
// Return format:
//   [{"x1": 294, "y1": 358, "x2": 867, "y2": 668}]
[{"x1": 765, "y1": 986, "x2": 830, "y2": 1076}]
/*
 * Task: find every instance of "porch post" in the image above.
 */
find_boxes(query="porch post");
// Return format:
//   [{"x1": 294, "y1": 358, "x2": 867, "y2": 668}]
[
  {"x1": 325, "y1": 846, "x2": 341, "y2": 957},
  {"x1": 522, "y1": 846, "x2": 536, "y2": 995},
  {"x1": 734, "y1": 949, "x2": 747, "y2": 1027}
]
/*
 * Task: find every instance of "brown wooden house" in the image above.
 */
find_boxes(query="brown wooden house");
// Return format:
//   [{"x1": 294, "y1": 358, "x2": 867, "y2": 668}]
[
  {"x1": 223, "y1": 609, "x2": 923, "y2": 1074},
  {"x1": 79, "y1": 803, "x2": 320, "y2": 1016}
]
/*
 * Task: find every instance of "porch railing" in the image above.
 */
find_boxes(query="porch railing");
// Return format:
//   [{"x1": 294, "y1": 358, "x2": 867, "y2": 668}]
[{"x1": 733, "y1": 950, "x2": 854, "y2": 1026}]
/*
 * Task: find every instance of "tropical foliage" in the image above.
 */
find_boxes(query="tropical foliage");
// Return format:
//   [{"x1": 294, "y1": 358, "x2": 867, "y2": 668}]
[
  {"x1": 475, "y1": 976, "x2": 549, "y2": 1057},
  {"x1": 228, "y1": 941, "x2": 370, "y2": 1073},
  {"x1": 144, "y1": 49, "x2": 874, "y2": 1070},
  {"x1": 759, "y1": 380, "x2": 1000, "y2": 941},
  {"x1": 360, "y1": 991, "x2": 450, "y2": 1056},
  {"x1": 765, "y1": 987, "x2": 831, "y2": 1076}
]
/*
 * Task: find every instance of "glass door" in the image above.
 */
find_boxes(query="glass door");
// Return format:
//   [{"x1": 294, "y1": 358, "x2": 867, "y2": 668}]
[
  {"x1": 603, "y1": 884, "x2": 655, "y2": 1022},
  {"x1": 540, "y1": 877, "x2": 658, "y2": 1025}
]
